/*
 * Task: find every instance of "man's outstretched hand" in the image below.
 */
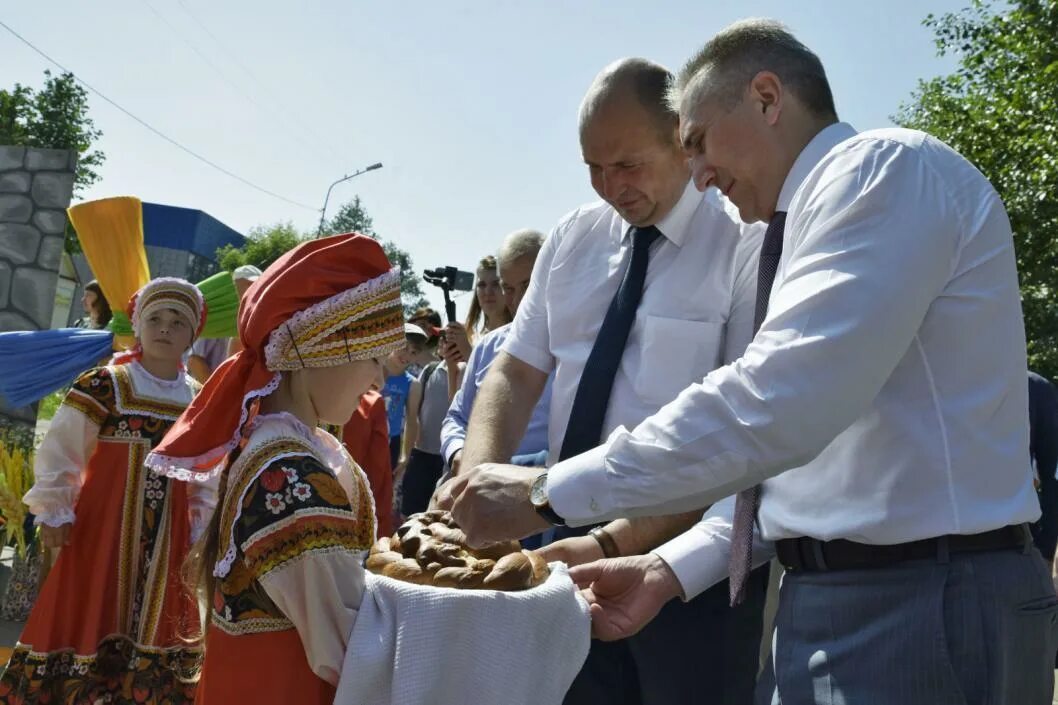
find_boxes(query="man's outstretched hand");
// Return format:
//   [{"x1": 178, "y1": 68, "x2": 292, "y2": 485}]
[{"x1": 570, "y1": 554, "x2": 683, "y2": 641}]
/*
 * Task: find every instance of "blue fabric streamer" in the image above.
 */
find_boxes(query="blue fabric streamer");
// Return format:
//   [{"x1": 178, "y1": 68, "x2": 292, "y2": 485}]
[{"x1": 0, "y1": 328, "x2": 114, "y2": 408}]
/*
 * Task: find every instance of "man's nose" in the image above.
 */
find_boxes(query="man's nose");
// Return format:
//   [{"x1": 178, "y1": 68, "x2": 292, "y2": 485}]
[{"x1": 689, "y1": 156, "x2": 716, "y2": 192}]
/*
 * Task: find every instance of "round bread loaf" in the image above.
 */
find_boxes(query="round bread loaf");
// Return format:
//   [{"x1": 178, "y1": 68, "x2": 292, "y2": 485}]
[{"x1": 365, "y1": 511, "x2": 549, "y2": 591}]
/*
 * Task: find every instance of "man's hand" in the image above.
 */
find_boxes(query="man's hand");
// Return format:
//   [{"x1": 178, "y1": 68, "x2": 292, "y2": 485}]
[
  {"x1": 40, "y1": 523, "x2": 73, "y2": 549},
  {"x1": 432, "y1": 462, "x2": 477, "y2": 511},
  {"x1": 570, "y1": 554, "x2": 683, "y2": 641},
  {"x1": 445, "y1": 463, "x2": 550, "y2": 547},
  {"x1": 537, "y1": 535, "x2": 604, "y2": 567},
  {"x1": 449, "y1": 450, "x2": 463, "y2": 476}
]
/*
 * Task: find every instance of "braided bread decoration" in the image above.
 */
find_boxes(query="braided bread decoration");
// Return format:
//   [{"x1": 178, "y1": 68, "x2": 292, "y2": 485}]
[{"x1": 365, "y1": 510, "x2": 550, "y2": 591}]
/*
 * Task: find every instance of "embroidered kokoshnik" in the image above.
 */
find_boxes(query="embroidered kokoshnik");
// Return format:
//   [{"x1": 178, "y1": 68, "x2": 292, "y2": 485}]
[{"x1": 145, "y1": 266, "x2": 405, "y2": 483}]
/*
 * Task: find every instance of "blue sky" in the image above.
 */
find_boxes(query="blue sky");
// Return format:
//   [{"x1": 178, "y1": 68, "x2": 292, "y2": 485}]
[{"x1": 4, "y1": 1, "x2": 969, "y2": 313}]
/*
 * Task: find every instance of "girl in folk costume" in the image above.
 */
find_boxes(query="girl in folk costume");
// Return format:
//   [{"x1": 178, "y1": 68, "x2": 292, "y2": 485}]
[
  {"x1": 0, "y1": 278, "x2": 216, "y2": 704},
  {"x1": 145, "y1": 234, "x2": 406, "y2": 704}
]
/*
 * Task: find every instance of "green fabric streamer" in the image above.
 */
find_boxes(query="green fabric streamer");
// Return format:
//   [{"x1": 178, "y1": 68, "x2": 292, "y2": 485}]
[{"x1": 197, "y1": 271, "x2": 239, "y2": 339}]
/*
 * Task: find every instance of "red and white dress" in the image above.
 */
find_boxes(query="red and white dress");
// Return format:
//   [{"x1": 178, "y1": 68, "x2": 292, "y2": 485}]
[
  {"x1": 196, "y1": 412, "x2": 376, "y2": 705},
  {"x1": 0, "y1": 362, "x2": 215, "y2": 705}
]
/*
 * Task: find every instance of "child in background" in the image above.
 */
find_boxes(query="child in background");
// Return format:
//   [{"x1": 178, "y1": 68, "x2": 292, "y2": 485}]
[{"x1": 0, "y1": 278, "x2": 214, "y2": 704}]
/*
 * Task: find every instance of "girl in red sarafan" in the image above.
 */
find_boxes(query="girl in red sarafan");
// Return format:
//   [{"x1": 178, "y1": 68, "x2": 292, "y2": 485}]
[
  {"x1": 146, "y1": 234, "x2": 406, "y2": 705},
  {"x1": 0, "y1": 277, "x2": 216, "y2": 704}
]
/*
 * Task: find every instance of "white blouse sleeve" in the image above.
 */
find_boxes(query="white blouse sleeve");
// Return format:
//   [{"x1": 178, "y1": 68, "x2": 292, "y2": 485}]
[
  {"x1": 186, "y1": 473, "x2": 219, "y2": 543},
  {"x1": 25, "y1": 403, "x2": 100, "y2": 527},
  {"x1": 259, "y1": 551, "x2": 365, "y2": 686}
]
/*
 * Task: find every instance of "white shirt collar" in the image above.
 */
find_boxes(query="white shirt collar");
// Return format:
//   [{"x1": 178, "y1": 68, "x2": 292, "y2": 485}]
[
  {"x1": 621, "y1": 180, "x2": 699, "y2": 247},
  {"x1": 776, "y1": 122, "x2": 857, "y2": 213}
]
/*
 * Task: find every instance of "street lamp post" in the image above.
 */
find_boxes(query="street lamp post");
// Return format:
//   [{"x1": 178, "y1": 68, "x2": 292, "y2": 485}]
[{"x1": 316, "y1": 162, "x2": 383, "y2": 237}]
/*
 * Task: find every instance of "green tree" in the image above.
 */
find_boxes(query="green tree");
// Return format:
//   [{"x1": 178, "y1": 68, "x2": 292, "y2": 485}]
[
  {"x1": 323, "y1": 197, "x2": 430, "y2": 313},
  {"x1": 3, "y1": 70, "x2": 106, "y2": 255},
  {"x1": 0, "y1": 70, "x2": 104, "y2": 193},
  {"x1": 895, "y1": 0, "x2": 1058, "y2": 379},
  {"x1": 216, "y1": 221, "x2": 305, "y2": 271},
  {"x1": 0, "y1": 85, "x2": 33, "y2": 147}
]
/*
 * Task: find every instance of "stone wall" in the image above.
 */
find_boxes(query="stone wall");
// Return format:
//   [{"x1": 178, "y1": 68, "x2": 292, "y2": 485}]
[{"x1": 0, "y1": 145, "x2": 77, "y2": 428}]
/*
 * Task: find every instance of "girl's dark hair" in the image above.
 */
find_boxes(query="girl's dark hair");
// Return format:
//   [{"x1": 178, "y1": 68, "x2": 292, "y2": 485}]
[
  {"x1": 182, "y1": 445, "x2": 239, "y2": 643},
  {"x1": 85, "y1": 280, "x2": 113, "y2": 328}
]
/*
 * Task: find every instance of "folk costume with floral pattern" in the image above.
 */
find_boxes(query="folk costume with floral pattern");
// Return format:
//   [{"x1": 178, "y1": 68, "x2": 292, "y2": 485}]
[{"x1": 146, "y1": 234, "x2": 405, "y2": 705}]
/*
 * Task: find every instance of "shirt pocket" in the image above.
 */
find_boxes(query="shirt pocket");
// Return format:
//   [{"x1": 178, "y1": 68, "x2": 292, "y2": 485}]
[{"x1": 633, "y1": 315, "x2": 725, "y2": 407}]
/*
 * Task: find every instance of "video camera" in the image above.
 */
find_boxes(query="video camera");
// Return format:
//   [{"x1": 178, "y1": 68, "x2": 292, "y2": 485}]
[{"x1": 423, "y1": 266, "x2": 475, "y2": 323}]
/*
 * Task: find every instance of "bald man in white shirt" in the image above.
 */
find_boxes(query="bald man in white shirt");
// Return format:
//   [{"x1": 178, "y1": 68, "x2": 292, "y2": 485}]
[
  {"x1": 446, "y1": 19, "x2": 1057, "y2": 705},
  {"x1": 439, "y1": 58, "x2": 766, "y2": 704}
]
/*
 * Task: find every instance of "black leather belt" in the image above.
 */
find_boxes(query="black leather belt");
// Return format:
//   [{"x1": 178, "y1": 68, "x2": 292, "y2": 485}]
[{"x1": 776, "y1": 524, "x2": 1032, "y2": 572}]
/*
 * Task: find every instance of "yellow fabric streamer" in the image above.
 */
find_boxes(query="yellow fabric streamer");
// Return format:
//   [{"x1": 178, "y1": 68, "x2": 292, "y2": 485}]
[{"x1": 67, "y1": 197, "x2": 150, "y2": 350}]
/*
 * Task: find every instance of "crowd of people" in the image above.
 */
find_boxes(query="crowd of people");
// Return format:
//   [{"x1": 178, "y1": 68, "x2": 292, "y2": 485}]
[{"x1": 1, "y1": 17, "x2": 1057, "y2": 705}]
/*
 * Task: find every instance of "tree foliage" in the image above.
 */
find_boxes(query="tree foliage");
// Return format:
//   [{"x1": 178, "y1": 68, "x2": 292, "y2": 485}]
[
  {"x1": 0, "y1": 70, "x2": 104, "y2": 193},
  {"x1": 216, "y1": 221, "x2": 305, "y2": 272},
  {"x1": 320, "y1": 196, "x2": 430, "y2": 313},
  {"x1": 217, "y1": 196, "x2": 429, "y2": 314},
  {"x1": 2, "y1": 70, "x2": 107, "y2": 255},
  {"x1": 895, "y1": 0, "x2": 1058, "y2": 378}
]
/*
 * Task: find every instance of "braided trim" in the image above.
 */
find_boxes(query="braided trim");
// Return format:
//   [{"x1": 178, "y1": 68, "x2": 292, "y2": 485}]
[{"x1": 144, "y1": 372, "x2": 282, "y2": 482}]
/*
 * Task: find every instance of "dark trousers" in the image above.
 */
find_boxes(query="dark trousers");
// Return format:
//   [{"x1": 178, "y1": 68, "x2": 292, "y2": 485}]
[
  {"x1": 388, "y1": 435, "x2": 401, "y2": 470},
  {"x1": 400, "y1": 449, "x2": 445, "y2": 516},
  {"x1": 563, "y1": 554, "x2": 768, "y2": 705},
  {"x1": 763, "y1": 547, "x2": 1058, "y2": 705}
]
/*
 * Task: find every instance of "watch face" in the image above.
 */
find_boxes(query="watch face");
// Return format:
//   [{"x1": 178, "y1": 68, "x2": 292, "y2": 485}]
[{"x1": 530, "y1": 473, "x2": 548, "y2": 507}]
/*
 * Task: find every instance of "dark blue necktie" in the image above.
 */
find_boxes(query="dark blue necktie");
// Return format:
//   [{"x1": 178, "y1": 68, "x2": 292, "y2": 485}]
[
  {"x1": 559, "y1": 225, "x2": 662, "y2": 461},
  {"x1": 729, "y1": 210, "x2": 787, "y2": 605}
]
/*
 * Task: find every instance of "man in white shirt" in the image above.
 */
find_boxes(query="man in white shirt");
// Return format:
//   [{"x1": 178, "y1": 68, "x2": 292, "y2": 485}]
[
  {"x1": 446, "y1": 19, "x2": 1056, "y2": 705},
  {"x1": 440, "y1": 58, "x2": 765, "y2": 704}
]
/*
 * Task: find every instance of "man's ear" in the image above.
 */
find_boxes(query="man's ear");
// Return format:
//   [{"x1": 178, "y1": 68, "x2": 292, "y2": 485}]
[{"x1": 749, "y1": 71, "x2": 784, "y2": 126}]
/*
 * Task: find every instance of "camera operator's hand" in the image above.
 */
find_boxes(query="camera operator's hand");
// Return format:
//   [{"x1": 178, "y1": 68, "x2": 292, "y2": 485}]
[{"x1": 443, "y1": 322, "x2": 472, "y2": 362}]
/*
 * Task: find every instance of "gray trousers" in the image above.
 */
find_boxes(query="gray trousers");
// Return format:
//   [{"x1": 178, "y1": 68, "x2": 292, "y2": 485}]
[{"x1": 761, "y1": 546, "x2": 1058, "y2": 705}]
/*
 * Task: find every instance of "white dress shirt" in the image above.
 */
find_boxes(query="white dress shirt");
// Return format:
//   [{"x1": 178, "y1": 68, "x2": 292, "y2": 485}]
[
  {"x1": 546, "y1": 123, "x2": 1041, "y2": 599},
  {"x1": 502, "y1": 181, "x2": 763, "y2": 467}
]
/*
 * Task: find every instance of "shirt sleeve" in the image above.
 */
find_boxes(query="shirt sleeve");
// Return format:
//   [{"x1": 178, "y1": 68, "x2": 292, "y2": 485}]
[
  {"x1": 651, "y1": 496, "x2": 776, "y2": 600},
  {"x1": 440, "y1": 342, "x2": 488, "y2": 464},
  {"x1": 24, "y1": 370, "x2": 108, "y2": 527},
  {"x1": 259, "y1": 550, "x2": 365, "y2": 686},
  {"x1": 547, "y1": 139, "x2": 959, "y2": 525},
  {"x1": 501, "y1": 225, "x2": 559, "y2": 373},
  {"x1": 238, "y1": 453, "x2": 373, "y2": 686}
]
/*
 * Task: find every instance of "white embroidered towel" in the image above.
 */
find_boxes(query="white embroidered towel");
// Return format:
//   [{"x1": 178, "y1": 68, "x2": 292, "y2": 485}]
[{"x1": 335, "y1": 562, "x2": 590, "y2": 705}]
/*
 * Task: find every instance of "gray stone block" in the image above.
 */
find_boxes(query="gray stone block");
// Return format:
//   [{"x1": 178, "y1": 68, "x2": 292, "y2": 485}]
[
  {"x1": 31, "y1": 172, "x2": 75, "y2": 209},
  {"x1": 37, "y1": 235, "x2": 64, "y2": 270},
  {"x1": 0, "y1": 172, "x2": 30, "y2": 194},
  {"x1": 0, "y1": 195, "x2": 33, "y2": 223},
  {"x1": 11, "y1": 266, "x2": 58, "y2": 328},
  {"x1": 0, "y1": 310, "x2": 35, "y2": 332},
  {"x1": 32, "y1": 209, "x2": 66, "y2": 235},
  {"x1": 24, "y1": 148, "x2": 71, "y2": 171},
  {"x1": 69, "y1": 150, "x2": 79, "y2": 170},
  {"x1": 0, "y1": 225, "x2": 41, "y2": 264},
  {"x1": 0, "y1": 260, "x2": 10, "y2": 308},
  {"x1": 0, "y1": 147, "x2": 25, "y2": 171},
  {"x1": 0, "y1": 405, "x2": 37, "y2": 424}
]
